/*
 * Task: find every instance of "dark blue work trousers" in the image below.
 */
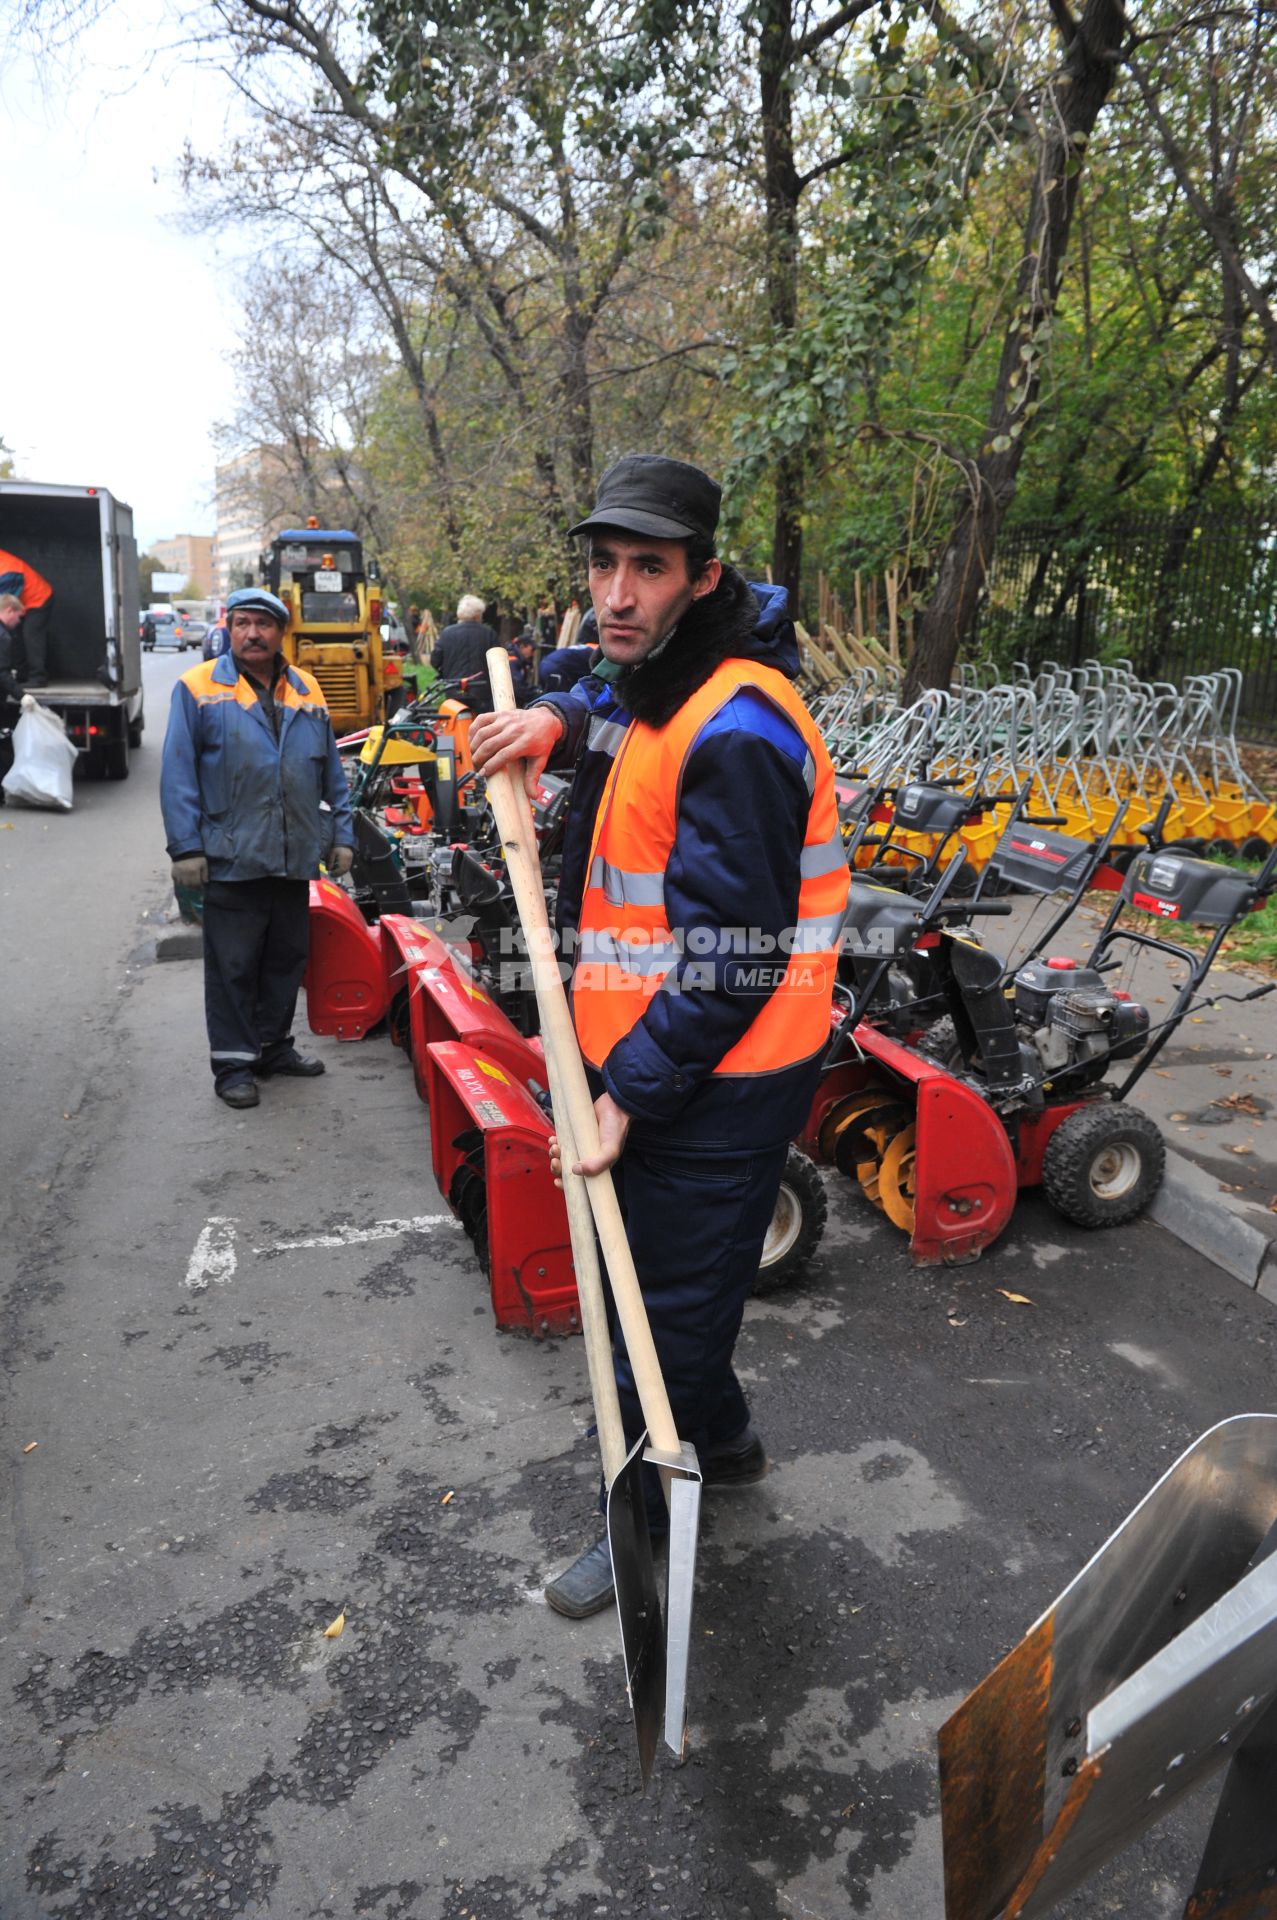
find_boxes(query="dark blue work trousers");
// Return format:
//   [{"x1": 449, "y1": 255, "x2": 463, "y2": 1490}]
[
  {"x1": 202, "y1": 877, "x2": 310, "y2": 1088},
  {"x1": 608, "y1": 1135, "x2": 789, "y2": 1531}
]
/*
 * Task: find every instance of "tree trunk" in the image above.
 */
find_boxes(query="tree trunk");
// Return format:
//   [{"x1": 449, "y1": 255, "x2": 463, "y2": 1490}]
[
  {"x1": 904, "y1": 0, "x2": 1127, "y2": 700},
  {"x1": 759, "y1": 0, "x2": 804, "y2": 615}
]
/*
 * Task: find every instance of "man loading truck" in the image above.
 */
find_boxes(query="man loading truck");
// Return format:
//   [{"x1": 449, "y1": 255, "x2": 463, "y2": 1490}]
[{"x1": 0, "y1": 546, "x2": 54, "y2": 686}]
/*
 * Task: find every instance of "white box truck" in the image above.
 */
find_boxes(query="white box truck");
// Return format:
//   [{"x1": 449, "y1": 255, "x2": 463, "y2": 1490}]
[{"x1": 0, "y1": 480, "x2": 145, "y2": 779}]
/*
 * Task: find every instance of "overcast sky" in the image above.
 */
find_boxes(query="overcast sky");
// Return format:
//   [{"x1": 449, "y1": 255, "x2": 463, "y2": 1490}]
[{"x1": 2, "y1": 3, "x2": 246, "y2": 550}]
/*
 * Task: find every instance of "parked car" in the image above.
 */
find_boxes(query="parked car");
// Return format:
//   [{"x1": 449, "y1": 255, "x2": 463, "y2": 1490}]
[
  {"x1": 181, "y1": 619, "x2": 209, "y2": 650},
  {"x1": 143, "y1": 609, "x2": 186, "y2": 651}
]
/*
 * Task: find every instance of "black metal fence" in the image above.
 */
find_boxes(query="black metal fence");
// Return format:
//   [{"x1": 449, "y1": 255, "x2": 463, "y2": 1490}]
[{"x1": 973, "y1": 513, "x2": 1277, "y2": 740}]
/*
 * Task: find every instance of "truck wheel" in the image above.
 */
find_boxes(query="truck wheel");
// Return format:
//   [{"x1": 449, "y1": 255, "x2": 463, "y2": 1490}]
[
  {"x1": 1041, "y1": 1103, "x2": 1165, "y2": 1229},
  {"x1": 105, "y1": 735, "x2": 130, "y2": 780},
  {"x1": 754, "y1": 1148, "x2": 827, "y2": 1294}
]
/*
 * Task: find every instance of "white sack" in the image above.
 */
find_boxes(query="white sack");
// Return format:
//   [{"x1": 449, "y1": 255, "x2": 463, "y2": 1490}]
[{"x1": 2, "y1": 699, "x2": 79, "y2": 811}]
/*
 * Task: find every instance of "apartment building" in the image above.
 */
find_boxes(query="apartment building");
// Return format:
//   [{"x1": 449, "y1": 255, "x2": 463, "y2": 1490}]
[
  {"x1": 150, "y1": 533, "x2": 214, "y2": 598},
  {"x1": 212, "y1": 445, "x2": 298, "y2": 598}
]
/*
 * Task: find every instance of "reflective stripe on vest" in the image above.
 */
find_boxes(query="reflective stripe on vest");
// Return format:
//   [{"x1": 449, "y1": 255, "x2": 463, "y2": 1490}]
[
  {"x1": 587, "y1": 854, "x2": 667, "y2": 909},
  {"x1": 587, "y1": 714, "x2": 629, "y2": 758},
  {"x1": 573, "y1": 658, "x2": 849, "y2": 1076}
]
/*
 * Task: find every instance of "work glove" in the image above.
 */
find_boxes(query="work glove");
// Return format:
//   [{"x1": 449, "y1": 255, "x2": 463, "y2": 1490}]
[
  {"x1": 171, "y1": 854, "x2": 209, "y2": 888},
  {"x1": 327, "y1": 845, "x2": 355, "y2": 878}
]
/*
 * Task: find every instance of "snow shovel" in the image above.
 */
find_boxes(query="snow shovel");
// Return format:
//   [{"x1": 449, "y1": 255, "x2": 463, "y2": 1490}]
[{"x1": 483, "y1": 648, "x2": 702, "y2": 1779}]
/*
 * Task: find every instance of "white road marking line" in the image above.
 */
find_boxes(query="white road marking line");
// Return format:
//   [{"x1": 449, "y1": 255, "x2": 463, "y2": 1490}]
[
  {"x1": 256, "y1": 1215, "x2": 463, "y2": 1253},
  {"x1": 184, "y1": 1217, "x2": 239, "y2": 1289}
]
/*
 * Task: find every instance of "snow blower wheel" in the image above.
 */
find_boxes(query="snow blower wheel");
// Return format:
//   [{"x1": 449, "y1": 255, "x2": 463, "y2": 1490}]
[
  {"x1": 1041, "y1": 1104, "x2": 1166, "y2": 1229},
  {"x1": 754, "y1": 1147, "x2": 827, "y2": 1294}
]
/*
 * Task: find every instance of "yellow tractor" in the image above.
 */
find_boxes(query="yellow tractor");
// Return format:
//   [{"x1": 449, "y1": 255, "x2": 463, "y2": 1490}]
[{"x1": 265, "y1": 519, "x2": 401, "y2": 734}]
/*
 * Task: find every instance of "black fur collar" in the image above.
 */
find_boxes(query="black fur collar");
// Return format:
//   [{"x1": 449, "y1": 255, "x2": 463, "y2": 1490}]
[{"x1": 614, "y1": 565, "x2": 760, "y2": 728}]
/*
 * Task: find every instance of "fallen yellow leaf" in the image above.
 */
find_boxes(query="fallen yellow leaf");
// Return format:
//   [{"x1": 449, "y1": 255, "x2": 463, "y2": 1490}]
[
  {"x1": 322, "y1": 1610, "x2": 345, "y2": 1639},
  {"x1": 1227, "y1": 1143, "x2": 1254, "y2": 1155},
  {"x1": 998, "y1": 1290, "x2": 1034, "y2": 1305}
]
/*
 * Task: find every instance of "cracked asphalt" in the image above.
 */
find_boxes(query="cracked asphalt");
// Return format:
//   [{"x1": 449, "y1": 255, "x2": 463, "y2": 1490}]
[{"x1": 3, "y1": 651, "x2": 1276, "y2": 1920}]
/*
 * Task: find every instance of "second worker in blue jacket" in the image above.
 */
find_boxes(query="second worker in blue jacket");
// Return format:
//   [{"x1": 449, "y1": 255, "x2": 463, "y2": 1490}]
[{"x1": 160, "y1": 587, "x2": 355, "y2": 1110}]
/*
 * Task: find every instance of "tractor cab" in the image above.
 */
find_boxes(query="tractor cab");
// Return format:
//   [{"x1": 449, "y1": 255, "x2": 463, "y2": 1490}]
[{"x1": 266, "y1": 521, "x2": 397, "y2": 734}]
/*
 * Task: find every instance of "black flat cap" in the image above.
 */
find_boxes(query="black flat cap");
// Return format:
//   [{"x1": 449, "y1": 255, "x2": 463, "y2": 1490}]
[{"x1": 569, "y1": 454, "x2": 721, "y2": 544}]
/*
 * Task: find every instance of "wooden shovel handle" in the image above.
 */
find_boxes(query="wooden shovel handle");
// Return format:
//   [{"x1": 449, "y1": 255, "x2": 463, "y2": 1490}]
[{"x1": 484, "y1": 649, "x2": 681, "y2": 1464}]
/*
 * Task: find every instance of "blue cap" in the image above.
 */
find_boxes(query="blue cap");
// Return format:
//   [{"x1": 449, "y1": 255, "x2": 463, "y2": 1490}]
[{"x1": 226, "y1": 587, "x2": 289, "y2": 625}]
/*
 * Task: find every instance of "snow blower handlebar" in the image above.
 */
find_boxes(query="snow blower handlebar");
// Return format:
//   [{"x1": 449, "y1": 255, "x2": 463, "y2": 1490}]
[{"x1": 482, "y1": 648, "x2": 682, "y2": 1484}]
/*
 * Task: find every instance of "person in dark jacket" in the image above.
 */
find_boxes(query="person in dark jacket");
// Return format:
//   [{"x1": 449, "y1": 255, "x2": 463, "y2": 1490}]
[
  {"x1": 505, "y1": 627, "x2": 539, "y2": 705},
  {"x1": 161, "y1": 586, "x2": 355, "y2": 1110},
  {"x1": 537, "y1": 608, "x2": 600, "y2": 697},
  {"x1": 0, "y1": 594, "x2": 26, "y2": 702},
  {"x1": 430, "y1": 594, "x2": 500, "y2": 708},
  {"x1": 471, "y1": 455, "x2": 848, "y2": 1619}
]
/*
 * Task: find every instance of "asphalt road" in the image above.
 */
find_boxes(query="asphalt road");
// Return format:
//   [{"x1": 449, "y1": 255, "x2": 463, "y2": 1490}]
[{"x1": 3, "y1": 649, "x2": 1277, "y2": 1920}]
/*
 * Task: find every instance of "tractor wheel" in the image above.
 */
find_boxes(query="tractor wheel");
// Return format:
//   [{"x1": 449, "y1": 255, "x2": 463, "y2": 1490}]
[
  {"x1": 1041, "y1": 1103, "x2": 1165, "y2": 1230},
  {"x1": 754, "y1": 1148, "x2": 827, "y2": 1295}
]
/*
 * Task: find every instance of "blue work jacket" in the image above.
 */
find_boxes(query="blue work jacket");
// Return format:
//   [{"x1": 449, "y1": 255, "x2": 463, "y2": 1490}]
[{"x1": 161, "y1": 653, "x2": 354, "y2": 882}]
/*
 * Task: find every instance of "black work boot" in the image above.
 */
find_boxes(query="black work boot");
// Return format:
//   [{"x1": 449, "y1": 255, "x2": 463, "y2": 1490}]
[
  {"x1": 544, "y1": 1538, "x2": 614, "y2": 1619},
  {"x1": 702, "y1": 1424, "x2": 768, "y2": 1487},
  {"x1": 217, "y1": 1077, "x2": 260, "y2": 1110},
  {"x1": 257, "y1": 1047, "x2": 325, "y2": 1078}
]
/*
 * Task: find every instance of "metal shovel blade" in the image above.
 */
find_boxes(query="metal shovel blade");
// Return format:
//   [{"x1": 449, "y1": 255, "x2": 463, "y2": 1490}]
[
  {"x1": 607, "y1": 1430, "x2": 666, "y2": 1788},
  {"x1": 644, "y1": 1439, "x2": 702, "y2": 1760}
]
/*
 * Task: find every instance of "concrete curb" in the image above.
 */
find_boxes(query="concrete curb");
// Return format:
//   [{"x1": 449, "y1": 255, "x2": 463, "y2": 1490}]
[
  {"x1": 1150, "y1": 1146, "x2": 1276, "y2": 1292},
  {"x1": 155, "y1": 926, "x2": 203, "y2": 962}
]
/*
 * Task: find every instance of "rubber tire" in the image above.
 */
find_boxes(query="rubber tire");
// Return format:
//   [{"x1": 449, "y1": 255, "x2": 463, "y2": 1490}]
[
  {"x1": 1041, "y1": 1103, "x2": 1165, "y2": 1230},
  {"x1": 942, "y1": 857, "x2": 979, "y2": 897},
  {"x1": 1239, "y1": 835, "x2": 1271, "y2": 863},
  {"x1": 918, "y1": 1014, "x2": 963, "y2": 1069},
  {"x1": 104, "y1": 735, "x2": 130, "y2": 780},
  {"x1": 1207, "y1": 838, "x2": 1237, "y2": 860},
  {"x1": 753, "y1": 1147, "x2": 827, "y2": 1295}
]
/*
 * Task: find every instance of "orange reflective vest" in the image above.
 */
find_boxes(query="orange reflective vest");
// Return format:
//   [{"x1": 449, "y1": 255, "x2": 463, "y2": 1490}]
[
  {"x1": 0, "y1": 550, "x2": 53, "y2": 608},
  {"x1": 573, "y1": 658, "x2": 848, "y2": 1077}
]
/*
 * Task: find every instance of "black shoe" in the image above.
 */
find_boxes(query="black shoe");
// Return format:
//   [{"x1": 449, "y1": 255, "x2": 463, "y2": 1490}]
[
  {"x1": 257, "y1": 1048, "x2": 325, "y2": 1078},
  {"x1": 217, "y1": 1078, "x2": 260, "y2": 1109},
  {"x1": 702, "y1": 1425, "x2": 768, "y2": 1487},
  {"x1": 544, "y1": 1537, "x2": 615, "y2": 1619}
]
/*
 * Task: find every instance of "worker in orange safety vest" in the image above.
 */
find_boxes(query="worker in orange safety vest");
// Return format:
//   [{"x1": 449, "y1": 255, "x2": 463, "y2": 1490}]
[
  {"x1": 0, "y1": 548, "x2": 54, "y2": 686},
  {"x1": 471, "y1": 455, "x2": 849, "y2": 1619}
]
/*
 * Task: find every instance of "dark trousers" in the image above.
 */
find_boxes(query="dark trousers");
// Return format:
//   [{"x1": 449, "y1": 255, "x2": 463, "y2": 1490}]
[
  {"x1": 17, "y1": 600, "x2": 51, "y2": 678},
  {"x1": 607, "y1": 1136, "x2": 790, "y2": 1530},
  {"x1": 202, "y1": 877, "x2": 310, "y2": 1087}
]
